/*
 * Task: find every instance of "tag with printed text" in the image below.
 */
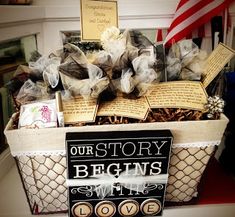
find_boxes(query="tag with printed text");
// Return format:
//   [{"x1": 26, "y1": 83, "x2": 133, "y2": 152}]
[
  {"x1": 80, "y1": 0, "x2": 118, "y2": 41},
  {"x1": 147, "y1": 81, "x2": 207, "y2": 111},
  {"x1": 97, "y1": 96, "x2": 150, "y2": 120},
  {"x1": 63, "y1": 96, "x2": 98, "y2": 123},
  {"x1": 202, "y1": 43, "x2": 235, "y2": 88}
]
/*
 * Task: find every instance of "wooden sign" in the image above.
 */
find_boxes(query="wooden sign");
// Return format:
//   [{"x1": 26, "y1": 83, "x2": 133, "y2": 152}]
[
  {"x1": 66, "y1": 130, "x2": 173, "y2": 216},
  {"x1": 80, "y1": 0, "x2": 118, "y2": 41}
]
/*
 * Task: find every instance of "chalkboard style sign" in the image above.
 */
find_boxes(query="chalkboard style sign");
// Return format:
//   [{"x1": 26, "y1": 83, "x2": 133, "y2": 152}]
[{"x1": 66, "y1": 130, "x2": 173, "y2": 217}]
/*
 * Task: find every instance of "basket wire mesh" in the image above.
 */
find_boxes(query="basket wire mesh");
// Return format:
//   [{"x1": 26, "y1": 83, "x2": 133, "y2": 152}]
[
  {"x1": 15, "y1": 155, "x2": 68, "y2": 214},
  {"x1": 165, "y1": 146, "x2": 215, "y2": 202},
  {"x1": 15, "y1": 146, "x2": 215, "y2": 214}
]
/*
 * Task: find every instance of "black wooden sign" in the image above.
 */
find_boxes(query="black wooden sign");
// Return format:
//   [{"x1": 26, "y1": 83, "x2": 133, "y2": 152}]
[{"x1": 66, "y1": 130, "x2": 173, "y2": 217}]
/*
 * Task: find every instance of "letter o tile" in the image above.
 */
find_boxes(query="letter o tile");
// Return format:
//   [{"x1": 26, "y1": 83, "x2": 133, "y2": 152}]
[{"x1": 95, "y1": 201, "x2": 116, "y2": 217}]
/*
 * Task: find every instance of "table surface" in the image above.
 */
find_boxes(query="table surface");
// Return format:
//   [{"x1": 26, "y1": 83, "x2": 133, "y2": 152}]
[{"x1": 0, "y1": 163, "x2": 235, "y2": 217}]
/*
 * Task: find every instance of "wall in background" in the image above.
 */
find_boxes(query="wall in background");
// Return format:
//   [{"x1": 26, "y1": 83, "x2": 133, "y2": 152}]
[
  {"x1": 0, "y1": 0, "x2": 179, "y2": 55},
  {"x1": 1, "y1": 0, "x2": 235, "y2": 55}
]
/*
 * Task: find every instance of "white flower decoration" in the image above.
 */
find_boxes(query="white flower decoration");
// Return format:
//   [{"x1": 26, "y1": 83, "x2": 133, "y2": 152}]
[{"x1": 205, "y1": 96, "x2": 225, "y2": 119}]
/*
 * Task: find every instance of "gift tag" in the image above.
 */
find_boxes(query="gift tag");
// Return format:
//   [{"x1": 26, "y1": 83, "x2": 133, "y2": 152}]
[
  {"x1": 147, "y1": 81, "x2": 207, "y2": 111},
  {"x1": 80, "y1": 0, "x2": 118, "y2": 41},
  {"x1": 202, "y1": 43, "x2": 235, "y2": 88},
  {"x1": 97, "y1": 96, "x2": 150, "y2": 120},
  {"x1": 63, "y1": 96, "x2": 98, "y2": 123}
]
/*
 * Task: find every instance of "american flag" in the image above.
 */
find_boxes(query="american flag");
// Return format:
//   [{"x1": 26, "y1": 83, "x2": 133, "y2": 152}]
[{"x1": 164, "y1": 0, "x2": 234, "y2": 46}]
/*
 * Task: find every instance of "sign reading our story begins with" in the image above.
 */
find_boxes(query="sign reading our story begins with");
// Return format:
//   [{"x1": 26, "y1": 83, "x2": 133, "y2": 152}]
[{"x1": 66, "y1": 130, "x2": 173, "y2": 217}]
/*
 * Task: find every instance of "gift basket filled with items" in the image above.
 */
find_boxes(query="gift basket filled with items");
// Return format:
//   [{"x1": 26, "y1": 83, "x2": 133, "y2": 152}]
[{"x1": 4, "y1": 25, "x2": 232, "y2": 215}]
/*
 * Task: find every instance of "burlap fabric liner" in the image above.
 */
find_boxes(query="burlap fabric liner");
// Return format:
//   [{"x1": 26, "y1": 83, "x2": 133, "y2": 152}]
[
  {"x1": 5, "y1": 113, "x2": 228, "y2": 155},
  {"x1": 4, "y1": 114, "x2": 229, "y2": 212}
]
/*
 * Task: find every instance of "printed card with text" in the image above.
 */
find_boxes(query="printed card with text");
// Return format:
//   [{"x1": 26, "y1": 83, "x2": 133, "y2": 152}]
[
  {"x1": 66, "y1": 130, "x2": 173, "y2": 217},
  {"x1": 202, "y1": 43, "x2": 235, "y2": 88},
  {"x1": 80, "y1": 0, "x2": 118, "y2": 41}
]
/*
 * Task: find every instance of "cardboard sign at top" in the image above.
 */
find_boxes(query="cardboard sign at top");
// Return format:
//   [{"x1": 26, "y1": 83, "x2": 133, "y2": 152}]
[{"x1": 80, "y1": 0, "x2": 118, "y2": 41}]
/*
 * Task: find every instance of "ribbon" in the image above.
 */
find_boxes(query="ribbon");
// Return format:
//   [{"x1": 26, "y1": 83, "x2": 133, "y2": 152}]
[{"x1": 67, "y1": 168, "x2": 168, "y2": 199}]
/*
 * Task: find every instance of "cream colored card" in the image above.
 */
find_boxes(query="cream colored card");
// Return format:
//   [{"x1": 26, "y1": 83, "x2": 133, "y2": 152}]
[
  {"x1": 202, "y1": 43, "x2": 235, "y2": 88},
  {"x1": 63, "y1": 96, "x2": 98, "y2": 123},
  {"x1": 80, "y1": 0, "x2": 118, "y2": 41},
  {"x1": 97, "y1": 96, "x2": 150, "y2": 120},
  {"x1": 147, "y1": 81, "x2": 208, "y2": 111}
]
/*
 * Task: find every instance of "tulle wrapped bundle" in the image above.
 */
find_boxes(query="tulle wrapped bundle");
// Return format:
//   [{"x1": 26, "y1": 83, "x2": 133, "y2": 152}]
[
  {"x1": 11, "y1": 27, "x2": 163, "y2": 105},
  {"x1": 166, "y1": 39, "x2": 208, "y2": 81},
  {"x1": 11, "y1": 27, "x2": 209, "y2": 106}
]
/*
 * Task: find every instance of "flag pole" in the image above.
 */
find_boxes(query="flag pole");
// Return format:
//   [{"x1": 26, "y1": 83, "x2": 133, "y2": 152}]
[{"x1": 223, "y1": 8, "x2": 228, "y2": 44}]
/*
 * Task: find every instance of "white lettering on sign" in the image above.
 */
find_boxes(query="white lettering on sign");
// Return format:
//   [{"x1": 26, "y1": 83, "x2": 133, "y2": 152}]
[
  {"x1": 85, "y1": 140, "x2": 168, "y2": 158},
  {"x1": 73, "y1": 165, "x2": 88, "y2": 178},
  {"x1": 73, "y1": 161, "x2": 162, "y2": 179}
]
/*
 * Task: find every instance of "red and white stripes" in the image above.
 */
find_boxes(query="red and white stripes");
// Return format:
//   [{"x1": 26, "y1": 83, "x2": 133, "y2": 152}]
[{"x1": 163, "y1": 0, "x2": 234, "y2": 46}]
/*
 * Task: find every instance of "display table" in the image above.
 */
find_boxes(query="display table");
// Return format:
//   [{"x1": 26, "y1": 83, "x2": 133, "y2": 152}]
[{"x1": 0, "y1": 160, "x2": 235, "y2": 217}]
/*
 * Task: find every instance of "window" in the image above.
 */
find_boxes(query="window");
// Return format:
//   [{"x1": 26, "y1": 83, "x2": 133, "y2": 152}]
[{"x1": 0, "y1": 34, "x2": 37, "y2": 153}]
